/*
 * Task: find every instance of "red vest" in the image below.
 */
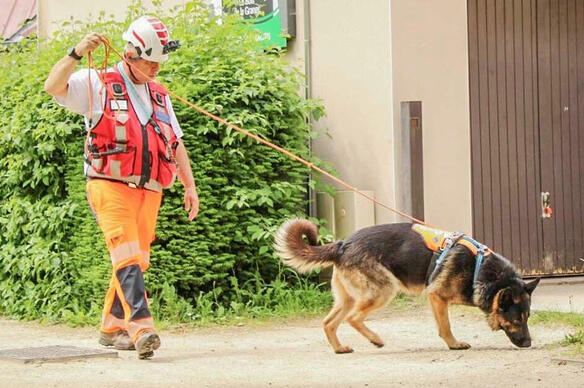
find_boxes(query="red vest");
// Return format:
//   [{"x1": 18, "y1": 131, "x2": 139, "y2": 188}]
[{"x1": 85, "y1": 69, "x2": 178, "y2": 191}]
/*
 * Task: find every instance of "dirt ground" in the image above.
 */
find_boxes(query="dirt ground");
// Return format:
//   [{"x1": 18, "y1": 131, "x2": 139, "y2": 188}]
[{"x1": 0, "y1": 305, "x2": 582, "y2": 388}]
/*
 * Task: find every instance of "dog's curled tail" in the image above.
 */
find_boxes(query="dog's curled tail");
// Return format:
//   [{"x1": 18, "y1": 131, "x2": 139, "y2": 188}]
[{"x1": 274, "y1": 218, "x2": 342, "y2": 273}]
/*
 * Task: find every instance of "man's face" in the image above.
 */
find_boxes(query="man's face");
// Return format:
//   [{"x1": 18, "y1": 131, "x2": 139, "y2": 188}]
[{"x1": 129, "y1": 58, "x2": 161, "y2": 83}]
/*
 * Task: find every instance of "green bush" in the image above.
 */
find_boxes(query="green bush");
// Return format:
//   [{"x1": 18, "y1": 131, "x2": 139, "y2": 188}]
[{"x1": 0, "y1": 1, "x2": 330, "y2": 324}]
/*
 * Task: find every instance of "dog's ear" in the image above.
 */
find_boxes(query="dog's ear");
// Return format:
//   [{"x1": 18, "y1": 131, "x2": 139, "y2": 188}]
[
  {"x1": 497, "y1": 287, "x2": 514, "y2": 312},
  {"x1": 524, "y1": 278, "x2": 540, "y2": 295}
]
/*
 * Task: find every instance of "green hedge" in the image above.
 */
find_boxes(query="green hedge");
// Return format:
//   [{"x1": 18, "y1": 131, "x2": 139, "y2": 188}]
[{"x1": 0, "y1": 1, "x2": 328, "y2": 324}]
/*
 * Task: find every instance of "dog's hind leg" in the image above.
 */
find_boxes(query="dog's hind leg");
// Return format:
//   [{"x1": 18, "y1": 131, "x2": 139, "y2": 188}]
[
  {"x1": 347, "y1": 294, "x2": 391, "y2": 348},
  {"x1": 323, "y1": 269, "x2": 355, "y2": 354},
  {"x1": 428, "y1": 293, "x2": 471, "y2": 350}
]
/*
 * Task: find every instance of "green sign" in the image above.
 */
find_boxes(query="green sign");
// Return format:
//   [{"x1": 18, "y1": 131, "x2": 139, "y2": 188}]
[{"x1": 232, "y1": 0, "x2": 287, "y2": 48}]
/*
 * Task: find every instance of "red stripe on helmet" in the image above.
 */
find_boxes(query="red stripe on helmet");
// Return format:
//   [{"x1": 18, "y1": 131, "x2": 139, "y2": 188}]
[
  {"x1": 156, "y1": 31, "x2": 168, "y2": 45},
  {"x1": 132, "y1": 30, "x2": 146, "y2": 47}
]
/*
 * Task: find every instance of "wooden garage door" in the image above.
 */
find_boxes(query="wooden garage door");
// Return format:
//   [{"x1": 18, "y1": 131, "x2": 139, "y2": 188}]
[{"x1": 468, "y1": 0, "x2": 584, "y2": 276}]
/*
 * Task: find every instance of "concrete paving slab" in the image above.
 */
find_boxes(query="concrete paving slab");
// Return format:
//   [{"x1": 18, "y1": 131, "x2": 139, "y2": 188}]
[
  {"x1": 0, "y1": 345, "x2": 118, "y2": 364},
  {"x1": 531, "y1": 277, "x2": 584, "y2": 314}
]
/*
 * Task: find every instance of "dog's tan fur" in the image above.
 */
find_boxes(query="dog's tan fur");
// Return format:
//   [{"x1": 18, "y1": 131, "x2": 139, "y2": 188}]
[{"x1": 275, "y1": 219, "x2": 540, "y2": 352}]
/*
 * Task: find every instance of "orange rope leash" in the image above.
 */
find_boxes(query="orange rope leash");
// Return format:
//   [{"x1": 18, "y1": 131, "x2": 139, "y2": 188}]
[{"x1": 90, "y1": 37, "x2": 429, "y2": 227}]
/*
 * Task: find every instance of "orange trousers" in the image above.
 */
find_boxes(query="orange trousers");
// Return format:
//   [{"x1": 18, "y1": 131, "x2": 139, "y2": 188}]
[{"x1": 86, "y1": 179, "x2": 162, "y2": 343}]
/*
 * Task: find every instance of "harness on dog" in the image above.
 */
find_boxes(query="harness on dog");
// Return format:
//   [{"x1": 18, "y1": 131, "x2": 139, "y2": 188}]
[{"x1": 412, "y1": 224, "x2": 491, "y2": 285}]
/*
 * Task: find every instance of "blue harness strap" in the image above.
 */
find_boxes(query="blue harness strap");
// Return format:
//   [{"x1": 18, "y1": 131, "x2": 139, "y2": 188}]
[
  {"x1": 426, "y1": 232, "x2": 463, "y2": 285},
  {"x1": 426, "y1": 234, "x2": 489, "y2": 286},
  {"x1": 459, "y1": 236, "x2": 488, "y2": 283}
]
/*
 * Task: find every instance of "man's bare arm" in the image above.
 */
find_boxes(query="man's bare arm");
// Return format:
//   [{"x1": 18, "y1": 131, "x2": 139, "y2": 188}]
[
  {"x1": 175, "y1": 139, "x2": 199, "y2": 221},
  {"x1": 44, "y1": 33, "x2": 103, "y2": 97}
]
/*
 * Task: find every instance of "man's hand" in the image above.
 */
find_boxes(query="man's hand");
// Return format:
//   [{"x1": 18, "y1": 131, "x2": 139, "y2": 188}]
[
  {"x1": 175, "y1": 140, "x2": 198, "y2": 221},
  {"x1": 184, "y1": 186, "x2": 199, "y2": 221},
  {"x1": 75, "y1": 33, "x2": 104, "y2": 57},
  {"x1": 44, "y1": 32, "x2": 104, "y2": 97}
]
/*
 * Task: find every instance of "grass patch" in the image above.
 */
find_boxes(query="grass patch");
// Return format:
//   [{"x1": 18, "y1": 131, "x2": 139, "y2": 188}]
[
  {"x1": 152, "y1": 269, "x2": 334, "y2": 330},
  {"x1": 562, "y1": 330, "x2": 584, "y2": 345},
  {"x1": 531, "y1": 311, "x2": 584, "y2": 354},
  {"x1": 560, "y1": 330, "x2": 584, "y2": 355},
  {"x1": 1, "y1": 272, "x2": 334, "y2": 333},
  {"x1": 531, "y1": 311, "x2": 584, "y2": 328},
  {"x1": 156, "y1": 288, "x2": 428, "y2": 331},
  {"x1": 154, "y1": 279, "x2": 428, "y2": 330}
]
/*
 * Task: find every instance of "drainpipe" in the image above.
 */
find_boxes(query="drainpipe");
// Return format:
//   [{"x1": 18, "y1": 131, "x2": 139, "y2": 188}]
[
  {"x1": 303, "y1": 0, "x2": 312, "y2": 103},
  {"x1": 303, "y1": 0, "x2": 316, "y2": 217}
]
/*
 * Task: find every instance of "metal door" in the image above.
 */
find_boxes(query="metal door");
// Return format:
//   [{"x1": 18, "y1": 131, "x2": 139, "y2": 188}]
[
  {"x1": 468, "y1": 0, "x2": 584, "y2": 275},
  {"x1": 537, "y1": 0, "x2": 584, "y2": 274}
]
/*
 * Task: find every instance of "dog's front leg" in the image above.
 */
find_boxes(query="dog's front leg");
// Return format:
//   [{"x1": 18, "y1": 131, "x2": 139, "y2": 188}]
[{"x1": 428, "y1": 293, "x2": 471, "y2": 350}]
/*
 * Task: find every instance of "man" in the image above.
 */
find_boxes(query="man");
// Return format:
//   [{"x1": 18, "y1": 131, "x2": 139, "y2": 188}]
[{"x1": 44, "y1": 16, "x2": 199, "y2": 359}]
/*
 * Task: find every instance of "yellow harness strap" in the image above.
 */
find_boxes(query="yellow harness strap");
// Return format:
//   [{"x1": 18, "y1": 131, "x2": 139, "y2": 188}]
[{"x1": 411, "y1": 224, "x2": 491, "y2": 256}]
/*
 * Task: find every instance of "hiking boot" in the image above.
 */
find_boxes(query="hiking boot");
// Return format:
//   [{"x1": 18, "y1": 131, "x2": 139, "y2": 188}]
[
  {"x1": 99, "y1": 330, "x2": 135, "y2": 350},
  {"x1": 135, "y1": 331, "x2": 161, "y2": 360}
]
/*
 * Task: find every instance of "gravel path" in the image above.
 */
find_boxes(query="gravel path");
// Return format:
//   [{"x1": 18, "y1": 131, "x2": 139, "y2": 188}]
[{"x1": 1, "y1": 305, "x2": 582, "y2": 387}]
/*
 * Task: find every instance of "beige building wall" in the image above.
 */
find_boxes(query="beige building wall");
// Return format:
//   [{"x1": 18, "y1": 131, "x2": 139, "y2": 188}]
[
  {"x1": 391, "y1": 0, "x2": 472, "y2": 233},
  {"x1": 290, "y1": 0, "x2": 472, "y2": 233},
  {"x1": 303, "y1": 0, "x2": 396, "y2": 225},
  {"x1": 38, "y1": 0, "x2": 186, "y2": 39}
]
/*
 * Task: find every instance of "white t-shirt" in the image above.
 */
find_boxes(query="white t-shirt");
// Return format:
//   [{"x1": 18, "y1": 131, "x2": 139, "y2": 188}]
[{"x1": 55, "y1": 64, "x2": 183, "y2": 138}]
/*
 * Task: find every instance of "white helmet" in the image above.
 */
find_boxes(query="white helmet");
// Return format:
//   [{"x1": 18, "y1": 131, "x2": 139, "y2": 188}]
[{"x1": 122, "y1": 16, "x2": 180, "y2": 63}]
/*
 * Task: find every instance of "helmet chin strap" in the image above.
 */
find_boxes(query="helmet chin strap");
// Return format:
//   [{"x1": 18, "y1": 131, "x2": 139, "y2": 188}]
[
  {"x1": 124, "y1": 55, "x2": 145, "y2": 84},
  {"x1": 128, "y1": 64, "x2": 142, "y2": 83}
]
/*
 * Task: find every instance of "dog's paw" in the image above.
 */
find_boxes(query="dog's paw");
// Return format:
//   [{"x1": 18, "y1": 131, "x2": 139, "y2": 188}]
[
  {"x1": 448, "y1": 341, "x2": 471, "y2": 350},
  {"x1": 334, "y1": 346, "x2": 354, "y2": 354},
  {"x1": 370, "y1": 340, "x2": 384, "y2": 348}
]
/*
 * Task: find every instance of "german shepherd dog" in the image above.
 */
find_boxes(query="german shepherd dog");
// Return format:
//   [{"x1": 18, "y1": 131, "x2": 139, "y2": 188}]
[{"x1": 274, "y1": 219, "x2": 540, "y2": 353}]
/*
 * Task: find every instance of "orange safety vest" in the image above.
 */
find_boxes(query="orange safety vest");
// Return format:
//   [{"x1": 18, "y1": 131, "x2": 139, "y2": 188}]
[
  {"x1": 412, "y1": 224, "x2": 492, "y2": 285},
  {"x1": 84, "y1": 69, "x2": 178, "y2": 192},
  {"x1": 411, "y1": 224, "x2": 491, "y2": 257}
]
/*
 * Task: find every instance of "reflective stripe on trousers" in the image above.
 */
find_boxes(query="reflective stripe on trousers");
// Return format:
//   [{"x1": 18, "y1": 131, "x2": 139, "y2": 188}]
[{"x1": 86, "y1": 179, "x2": 162, "y2": 341}]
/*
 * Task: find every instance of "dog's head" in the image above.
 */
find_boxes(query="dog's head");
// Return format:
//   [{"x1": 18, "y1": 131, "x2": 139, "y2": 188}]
[{"x1": 487, "y1": 278, "x2": 540, "y2": 347}]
